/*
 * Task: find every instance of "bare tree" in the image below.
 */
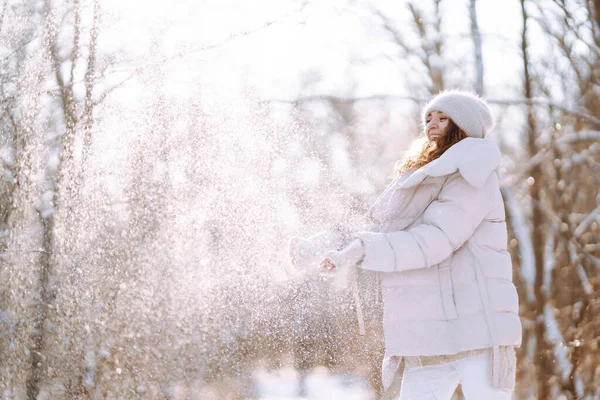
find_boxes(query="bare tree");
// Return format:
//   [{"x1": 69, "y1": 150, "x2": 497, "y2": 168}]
[
  {"x1": 534, "y1": 1, "x2": 600, "y2": 398},
  {"x1": 0, "y1": 0, "x2": 52, "y2": 396},
  {"x1": 518, "y1": 1, "x2": 553, "y2": 398},
  {"x1": 0, "y1": 0, "x2": 135, "y2": 396},
  {"x1": 24, "y1": 0, "x2": 104, "y2": 395},
  {"x1": 371, "y1": 0, "x2": 445, "y2": 95},
  {"x1": 498, "y1": 0, "x2": 600, "y2": 398},
  {"x1": 469, "y1": 0, "x2": 484, "y2": 96}
]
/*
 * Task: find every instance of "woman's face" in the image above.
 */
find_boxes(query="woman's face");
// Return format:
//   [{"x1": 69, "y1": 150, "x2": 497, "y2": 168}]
[{"x1": 425, "y1": 110, "x2": 450, "y2": 142}]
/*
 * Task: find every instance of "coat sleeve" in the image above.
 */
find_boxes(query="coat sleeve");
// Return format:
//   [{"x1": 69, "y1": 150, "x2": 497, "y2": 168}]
[{"x1": 356, "y1": 172, "x2": 493, "y2": 272}]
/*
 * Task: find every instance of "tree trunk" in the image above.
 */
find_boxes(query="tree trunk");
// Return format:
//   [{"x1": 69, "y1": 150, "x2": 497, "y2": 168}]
[
  {"x1": 26, "y1": 218, "x2": 54, "y2": 400},
  {"x1": 469, "y1": 0, "x2": 484, "y2": 95},
  {"x1": 520, "y1": 1, "x2": 550, "y2": 398}
]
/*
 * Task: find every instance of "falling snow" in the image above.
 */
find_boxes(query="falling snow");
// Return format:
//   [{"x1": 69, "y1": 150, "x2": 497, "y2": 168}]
[{"x1": 1, "y1": 0, "x2": 600, "y2": 399}]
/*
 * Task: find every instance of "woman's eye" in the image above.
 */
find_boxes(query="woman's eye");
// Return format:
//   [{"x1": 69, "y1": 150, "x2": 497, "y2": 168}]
[{"x1": 440, "y1": 118, "x2": 447, "y2": 121}]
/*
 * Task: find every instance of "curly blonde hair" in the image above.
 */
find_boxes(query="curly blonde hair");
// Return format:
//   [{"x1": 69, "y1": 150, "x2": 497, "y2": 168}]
[{"x1": 396, "y1": 119, "x2": 468, "y2": 175}]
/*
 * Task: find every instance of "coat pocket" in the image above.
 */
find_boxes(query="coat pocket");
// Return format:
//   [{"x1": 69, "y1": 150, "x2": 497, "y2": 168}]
[{"x1": 438, "y1": 257, "x2": 458, "y2": 320}]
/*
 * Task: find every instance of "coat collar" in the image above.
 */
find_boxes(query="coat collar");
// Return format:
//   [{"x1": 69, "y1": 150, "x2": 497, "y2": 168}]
[{"x1": 399, "y1": 137, "x2": 501, "y2": 189}]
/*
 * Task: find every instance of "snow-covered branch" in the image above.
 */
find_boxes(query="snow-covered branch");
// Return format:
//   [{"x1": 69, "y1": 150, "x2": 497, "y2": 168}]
[
  {"x1": 543, "y1": 303, "x2": 572, "y2": 384},
  {"x1": 560, "y1": 141, "x2": 600, "y2": 173},
  {"x1": 501, "y1": 131, "x2": 600, "y2": 187},
  {"x1": 568, "y1": 241, "x2": 593, "y2": 296},
  {"x1": 584, "y1": 253, "x2": 600, "y2": 269},
  {"x1": 487, "y1": 98, "x2": 600, "y2": 126},
  {"x1": 502, "y1": 187, "x2": 535, "y2": 303},
  {"x1": 500, "y1": 147, "x2": 550, "y2": 188},
  {"x1": 573, "y1": 204, "x2": 600, "y2": 238},
  {"x1": 543, "y1": 223, "x2": 557, "y2": 294},
  {"x1": 557, "y1": 130, "x2": 600, "y2": 144},
  {"x1": 265, "y1": 94, "x2": 426, "y2": 105}
]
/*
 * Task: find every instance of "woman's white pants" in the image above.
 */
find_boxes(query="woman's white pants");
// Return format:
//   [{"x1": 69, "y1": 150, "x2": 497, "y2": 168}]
[{"x1": 396, "y1": 352, "x2": 512, "y2": 400}]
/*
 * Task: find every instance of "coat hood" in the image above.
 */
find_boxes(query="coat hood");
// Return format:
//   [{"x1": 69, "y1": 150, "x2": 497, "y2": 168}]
[{"x1": 400, "y1": 137, "x2": 501, "y2": 189}]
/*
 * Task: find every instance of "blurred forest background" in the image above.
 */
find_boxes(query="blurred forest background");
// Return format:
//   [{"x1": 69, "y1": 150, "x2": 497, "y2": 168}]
[{"x1": 0, "y1": 0, "x2": 599, "y2": 399}]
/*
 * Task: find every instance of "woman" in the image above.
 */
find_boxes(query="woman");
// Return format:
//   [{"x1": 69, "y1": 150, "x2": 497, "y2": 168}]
[{"x1": 319, "y1": 91, "x2": 522, "y2": 399}]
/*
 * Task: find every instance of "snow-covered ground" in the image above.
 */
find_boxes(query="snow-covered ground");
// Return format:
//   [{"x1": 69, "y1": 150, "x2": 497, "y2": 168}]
[{"x1": 254, "y1": 367, "x2": 375, "y2": 400}]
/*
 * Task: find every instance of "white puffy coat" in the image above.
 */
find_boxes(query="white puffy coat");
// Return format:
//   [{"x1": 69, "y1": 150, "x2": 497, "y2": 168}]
[{"x1": 356, "y1": 137, "x2": 522, "y2": 358}]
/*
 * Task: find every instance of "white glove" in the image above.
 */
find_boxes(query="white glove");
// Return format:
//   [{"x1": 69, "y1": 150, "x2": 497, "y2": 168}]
[
  {"x1": 322, "y1": 238, "x2": 364, "y2": 290},
  {"x1": 288, "y1": 230, "x2": 345, "y2": 270}
]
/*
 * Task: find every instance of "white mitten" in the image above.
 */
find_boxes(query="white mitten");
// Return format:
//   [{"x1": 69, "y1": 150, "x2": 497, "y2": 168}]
[
  {"x1": 288, "y1": 230, "x2": 345, "y2": 270},
  {"x1": 323, "y1": 238, "x2": 364, "y2": 290}
]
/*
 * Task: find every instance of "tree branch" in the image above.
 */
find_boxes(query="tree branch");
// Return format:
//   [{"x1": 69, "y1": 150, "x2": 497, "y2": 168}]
[
  {"x1": 573, "y1": 204, "x2": 600, "y2": 238},
  {"x1": 265, "y1": 94, "x2": 425, "y2": 105},
  {"x1": 487, "y1": 98, "x2": 600, "y2": 126}
]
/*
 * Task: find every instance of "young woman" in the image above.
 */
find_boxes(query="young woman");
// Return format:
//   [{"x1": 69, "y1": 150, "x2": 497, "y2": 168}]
[{"x1": 319, "y1": 91, "x2": 522, "y2": 399}]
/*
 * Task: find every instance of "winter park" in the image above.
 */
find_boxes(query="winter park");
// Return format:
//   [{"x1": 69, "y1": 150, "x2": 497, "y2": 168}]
[{"x1": 1, "y1": 0, "x2": 600, "y2": 399}]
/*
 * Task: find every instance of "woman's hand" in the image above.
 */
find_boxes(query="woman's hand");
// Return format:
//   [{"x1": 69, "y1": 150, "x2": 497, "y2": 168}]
[
  {"x1": 320, "y1": 257, "x2": 337, "y2": 270},
  {"x1": 320, "y1": 239, "x2": 365, "y2": 290},
  {"x1": 320, "y1": 238, "x2": 365, "y2": 271},
  {"x1": 288, "y1": 231, "x2": 345, "y2": 270}
]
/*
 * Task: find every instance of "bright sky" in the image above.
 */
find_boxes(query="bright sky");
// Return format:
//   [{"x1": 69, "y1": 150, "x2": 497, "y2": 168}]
[
  {"x1": 101, "y1": 0, "x2": 525, "y2": 98},
  {"x1": 214, "y1": 0, "x2": 525, "y2": 99},
  {"x1": 98, "y1": 0, "x2": 545, "y2": 155}
]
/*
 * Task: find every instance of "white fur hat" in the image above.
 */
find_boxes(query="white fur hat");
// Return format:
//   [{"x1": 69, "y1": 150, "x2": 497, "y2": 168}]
[{"x1": 422, "y1": 90, "x2": 494, "y2": 138}]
